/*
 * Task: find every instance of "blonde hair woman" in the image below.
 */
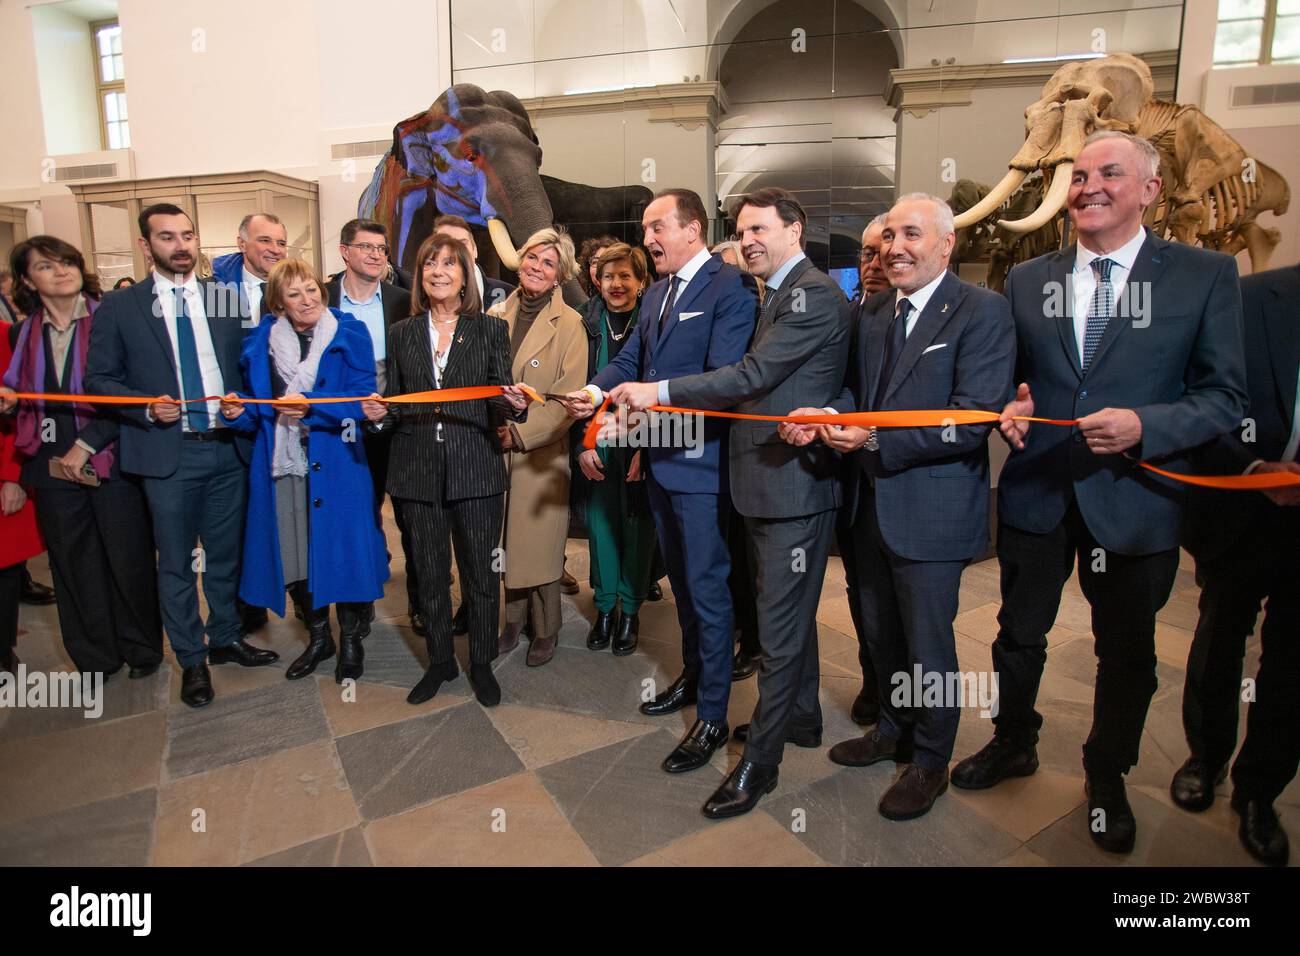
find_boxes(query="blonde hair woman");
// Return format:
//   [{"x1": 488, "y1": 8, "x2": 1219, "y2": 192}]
[{"x1": 489, "y1": 228, "x2": 588, "y2": 666}]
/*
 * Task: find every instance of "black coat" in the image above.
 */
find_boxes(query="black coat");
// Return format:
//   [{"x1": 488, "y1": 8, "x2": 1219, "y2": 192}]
[{"x1": 375, "y1": 311, "x2": 514, "y2": 503}]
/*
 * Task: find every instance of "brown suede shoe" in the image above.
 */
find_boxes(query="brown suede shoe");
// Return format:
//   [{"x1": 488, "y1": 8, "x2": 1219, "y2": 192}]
[
  {"x1": 498, "y1": 623, "x2": 522, "y2": 656},
  {"x1": 526, "y1": 632, "x2": 557, "y2": 667},
  {"x1": 828, "y1": 729, "x2": 913, "y2": 767},
  {"x1": 878, "y1": 764, "x2": 949, "y2": 820}
]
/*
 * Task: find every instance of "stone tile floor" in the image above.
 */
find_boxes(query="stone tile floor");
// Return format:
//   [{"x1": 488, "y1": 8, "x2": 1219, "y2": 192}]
[{"x1": 1, "y1": 513, "x2": 1295, "y2": 867}]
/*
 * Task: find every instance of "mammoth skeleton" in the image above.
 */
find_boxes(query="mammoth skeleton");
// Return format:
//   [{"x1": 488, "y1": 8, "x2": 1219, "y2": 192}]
[{"x1": 954, "y1": 53, "x2": 1291, "y2": 272}]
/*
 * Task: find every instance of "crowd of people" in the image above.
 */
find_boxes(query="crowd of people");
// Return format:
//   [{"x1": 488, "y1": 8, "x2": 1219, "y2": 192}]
[{"x1": 0, "y1": 129, "x2": 1296, "y2": 866}]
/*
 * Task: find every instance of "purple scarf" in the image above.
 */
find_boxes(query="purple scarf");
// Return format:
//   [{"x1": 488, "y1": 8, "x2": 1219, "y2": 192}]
[{"x1": 3, "y1": 294, "x2": 115, "y2": 478}]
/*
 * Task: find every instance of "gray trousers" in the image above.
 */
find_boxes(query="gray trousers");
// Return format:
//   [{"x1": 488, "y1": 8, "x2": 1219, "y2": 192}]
[{"x1": 742, "y1": 508, "x2": 836, "y2": 766}]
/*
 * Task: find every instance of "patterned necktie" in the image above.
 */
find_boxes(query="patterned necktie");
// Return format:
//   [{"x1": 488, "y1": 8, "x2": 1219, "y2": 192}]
[
  {"x1": 174, "y1": 287, "x2": 209, "y2": 432},
  {"x1": 875, "y1": 297, "x2": 912, "y2": 409},
  {"x1": 659, "y1": 275, "x2": 679, "y2": 335},
  {"x1": 1082, "y1": 257, "x2": 1116, "y2": 372}
]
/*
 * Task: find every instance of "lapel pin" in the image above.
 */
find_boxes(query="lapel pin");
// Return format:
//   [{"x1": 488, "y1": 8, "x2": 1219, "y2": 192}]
[
  {"x1": 530, "y1": 358, "x2": 540, "y2": 368},
  {"x1": 940, "y1": 303, "x2": 949, "y2": 313}
]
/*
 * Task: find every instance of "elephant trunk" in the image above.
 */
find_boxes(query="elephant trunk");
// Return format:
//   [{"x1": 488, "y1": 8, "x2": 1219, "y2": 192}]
[{"x1": 485, "y1": 184, "x2": 587, "y2": 308}]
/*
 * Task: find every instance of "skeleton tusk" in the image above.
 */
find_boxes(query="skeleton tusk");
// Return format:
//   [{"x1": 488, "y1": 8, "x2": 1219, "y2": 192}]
[
  {"x1": 952, "y1": 169, "x2": 1028, "y2": 229},
  {"x1": 997, "y1": 162, "x2": 1073, "y2": 233},
  {"x1": 487, "y1": 217, "x2": 520, "y2": 271}
]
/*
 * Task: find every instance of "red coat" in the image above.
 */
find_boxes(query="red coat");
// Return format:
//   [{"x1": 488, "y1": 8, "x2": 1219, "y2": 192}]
[{"x1": 0, "y1": 320, "x2": 44, "y2": 568}]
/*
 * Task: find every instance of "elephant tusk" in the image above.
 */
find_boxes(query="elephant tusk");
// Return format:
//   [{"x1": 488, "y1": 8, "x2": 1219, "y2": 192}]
[
  {"x1": 487, "y1": 217, "x2": 521, "y2": 271},
  {"x1": 997, "y1": 162, "x2": 1073, "y2": 233},
  {"x1": 952, "y1": 169, "x2": 1028, "y2": 229}
]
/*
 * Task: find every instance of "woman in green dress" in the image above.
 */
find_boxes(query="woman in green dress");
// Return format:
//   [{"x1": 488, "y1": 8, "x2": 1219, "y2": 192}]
[{"x1": 578, "y1": 243, "x2": 656, "y2": 655}]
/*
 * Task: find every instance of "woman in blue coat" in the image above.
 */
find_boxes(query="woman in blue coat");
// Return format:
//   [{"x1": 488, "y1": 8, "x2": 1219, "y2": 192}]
[{"x1": 221, "y1": 258, "x2": 389, "y2": 683}]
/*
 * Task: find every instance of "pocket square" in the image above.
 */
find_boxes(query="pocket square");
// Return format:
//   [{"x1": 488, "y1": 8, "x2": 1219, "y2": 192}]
[
  {"x1": 922, "y1": 343, "x2": 947, "y2": 355},
  {"x1": 677, "y1": 311, "x2": 703, "y2": 322}
]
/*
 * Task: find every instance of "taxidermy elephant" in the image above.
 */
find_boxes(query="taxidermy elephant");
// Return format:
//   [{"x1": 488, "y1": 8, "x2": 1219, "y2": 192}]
[
  {"x1": 953, "y1": 53, "x2": 1290, "y2": 272},
  {"x1": 359, "y1": 83, "x2": 652, "y2": 306}
]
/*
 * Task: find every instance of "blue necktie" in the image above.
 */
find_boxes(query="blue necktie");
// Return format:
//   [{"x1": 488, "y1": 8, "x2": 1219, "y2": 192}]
[
  {"x1": 1082, "y1": 257, "x2": 1116, "y2": 372},
  {"x1": 875, "y1": 297, "x2": 912, "y2": 409},
  {"x1": 174, "y1": 288, "x2": 209, "y2": 432},
  {"x1": 659, "y1": 275, "x2": 679, "y2": 335}
]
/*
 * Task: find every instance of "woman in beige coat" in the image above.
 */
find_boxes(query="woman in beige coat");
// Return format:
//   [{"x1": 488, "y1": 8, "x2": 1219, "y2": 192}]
[{"x1": 489, "y1": 228, "x2": 588, "y2": 666}]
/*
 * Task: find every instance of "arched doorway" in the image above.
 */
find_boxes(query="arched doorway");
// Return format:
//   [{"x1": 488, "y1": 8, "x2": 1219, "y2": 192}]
[{"x1": 713, "y1": 0, "x2": 899, "y2": 292}]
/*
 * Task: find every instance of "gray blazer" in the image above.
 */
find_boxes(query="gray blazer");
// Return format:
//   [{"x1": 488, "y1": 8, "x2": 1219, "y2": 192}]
[
  {"x1": 669, "y1": 256, "x2": 850, "y2": 520},
  {"x1": 999, "y1": 229, "x2": 1248, "y2": 555}
]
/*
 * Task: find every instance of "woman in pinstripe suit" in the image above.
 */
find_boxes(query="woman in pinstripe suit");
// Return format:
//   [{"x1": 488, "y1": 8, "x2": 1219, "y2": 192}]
[{"x1": 362, "y1": 234, "x2": 527, "y2": 708}]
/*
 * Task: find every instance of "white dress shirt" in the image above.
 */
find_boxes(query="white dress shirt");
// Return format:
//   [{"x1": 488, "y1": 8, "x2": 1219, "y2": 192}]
[
  {"x1": 152, "y1": 270, "x2": 225, "y2": 430},
  {"x1": 1071, "y1": 227, "x2": 1146, "y2": 365},
  {"x1": 894, "y1": 268, "x2": 948, "y2": 339},
  {"x1": 241, "y1": 263, "x2": 265, "y2": 326}
]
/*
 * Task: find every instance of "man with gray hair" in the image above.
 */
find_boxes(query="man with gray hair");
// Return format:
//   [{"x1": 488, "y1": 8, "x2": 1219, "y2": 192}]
[
  {"x1": 785, "y1": 191, "x2": 1015, "y2": 821},
  {"x1": 951, "y1": 130, "x2": 1248, "y2": 855}
]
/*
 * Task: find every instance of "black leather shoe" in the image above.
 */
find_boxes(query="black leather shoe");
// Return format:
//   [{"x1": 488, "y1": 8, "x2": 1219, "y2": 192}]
[
  {"x1": 587, "y1": 610, "x2": 617, "y2": 650},
  {"x1": 1170, "y1": 756, "x2": 1227, "y2": 813},
  {"x1": 733, "y1": 722, "x2": 821, "y2": 748},
  {"x1": 732, "y1": 649, "x2": 758, "y2": 681},
  {"x1": 612, "y1": 612, "x2": 638, "y2": 656},
  {"x1": 1085, "y1": 773, "x2": 1137, "y2": 854},
  {"x1": 208, "y1": 639, "x2": 279, "y2": 667},
  {"x1": 828, "y1": 728, "x2": 911, "y2": 766},
  {"x1": 663, "y1": 719, "x2": 730, "y2": 773},
  {"x1": 850, "y1": 687, "x2": 880, "y2": 726},
  {"x1": 180, "y1": 664, "x2": 214, "y2": 708},
  {"x1": 1232, "y1": 795, "x2": 1289, "y2": 866},
  {"x1": 879, "y1": 764, "x2": 949, "y2": 820},
  {"x1": 951, "y1": 735, "x2": 1038, "y2": 790},
  {"x1": 410, "y1": 611, "x2": 428, "y2": 637},
  {"x1": 646, "y1": 581, "x2": 663, "y2": 602},
  {"x1": 19, "y1": 571, "x2": 56, "y2": 606},
  {"x1": 407, "y1": 659, "x2": 459, "y2": 705},
  {"x1": 640, "y1": 673, "x2": 697, "y2": 716},
  {"x1": 128, "y1": 661, "x2": 161, "y2": 680},
  {"x1": 468, "y1": 661, "x2": 501, "y2": 707},
  {"x1": 452, "y1": 604, "x2": 468, "y2": 636},
  {"x1": 702, "y1": 760, "x2": 779, "y2": 819}
]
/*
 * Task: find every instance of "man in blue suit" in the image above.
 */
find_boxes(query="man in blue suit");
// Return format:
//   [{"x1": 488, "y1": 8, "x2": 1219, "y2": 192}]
[
  {"x1": 788, "y1": 193, "x2": 1015, "y2": 821},
  {"x1": 86, "y1": 204, "x2": 278, "y2": 708},
  {"x1": 210, "y1": 212, "x2": 289, "y2": 635},
  {"x1": 951, "y1": 132, "x2": 1249, "y2": 854},
  {"x1": 562, "y1": 188, "x2": 757, "y2": 771}
]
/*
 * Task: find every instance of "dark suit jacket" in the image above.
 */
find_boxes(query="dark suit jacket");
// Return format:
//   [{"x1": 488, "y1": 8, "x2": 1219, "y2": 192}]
[
  {"x1": 1184, "y1": 263, "x2": 1299, "y2": 561},
  {"x1": 84, "y1": 276, "x2": 252, "y2": 478},
  {"x1": 325, "y1": 276, "x2": 412, "y2": 394},
  {"x1": 377, "y1": 311, "x2": 514, "y2": 503},
  {"x1": 669, "y1": 256, "x2": 849, "y2": 520},
  {"x1": 483, "y1": 275, "x2": 514, "y2": 314},
  {"x1": 832, "y1": 271, "x2": 1015, "y2": 561},
  {"x1": 999, "y1": 230, "x2": 1249, "y2": 555},
  {"x1": 590, "y1": 253, "x2": 757, "y2": 495}
]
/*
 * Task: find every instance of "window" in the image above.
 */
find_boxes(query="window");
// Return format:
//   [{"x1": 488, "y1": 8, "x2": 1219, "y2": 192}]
[
  {"x1": 1214, "y1": 0, "x2": 1300, "y2": 66},
  {"x1": 91, "y1": 19, "x2": 130, "y2": 149}
]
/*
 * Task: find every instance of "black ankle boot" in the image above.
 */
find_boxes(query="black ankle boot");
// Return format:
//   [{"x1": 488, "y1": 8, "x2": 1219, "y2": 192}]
[
  {"x1": 612, "y1": 611, "x2": 638, "y2": 656},
  {"x1": 335, "y1": 602, "x2": 366, "y2": 684},
  {"x1": 587, "y1": 609, "x2": 617, "y2": 650},
  {"x1": 286, "y1": 585, "x2": 335, "y2": 681},
  {"x1": 407, "y1": 658, "x2": 459, "y2": 705}
]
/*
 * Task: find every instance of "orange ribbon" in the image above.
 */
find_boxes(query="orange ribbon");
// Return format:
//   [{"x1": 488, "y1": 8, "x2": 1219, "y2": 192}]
[
  {"x1": 6, "y1": 387, "x2": 1296, "y2": 491},
  {"x1": 580, "y1": 400, "x2": 1300, "y2": 491}
]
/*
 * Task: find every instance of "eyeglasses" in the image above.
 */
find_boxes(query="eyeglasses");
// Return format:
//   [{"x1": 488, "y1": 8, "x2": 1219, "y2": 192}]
[
  {"x1": 858, "y1": 249, "x2": 879, "y2": 263},
  {"x1": 347, "y1": 242, "x2": 389, "y2": 257}
]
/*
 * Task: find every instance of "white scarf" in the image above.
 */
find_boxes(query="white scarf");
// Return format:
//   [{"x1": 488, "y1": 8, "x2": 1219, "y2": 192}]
[{"x1": 268, "y1": 310, "x2": 337, "y2": 478}]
